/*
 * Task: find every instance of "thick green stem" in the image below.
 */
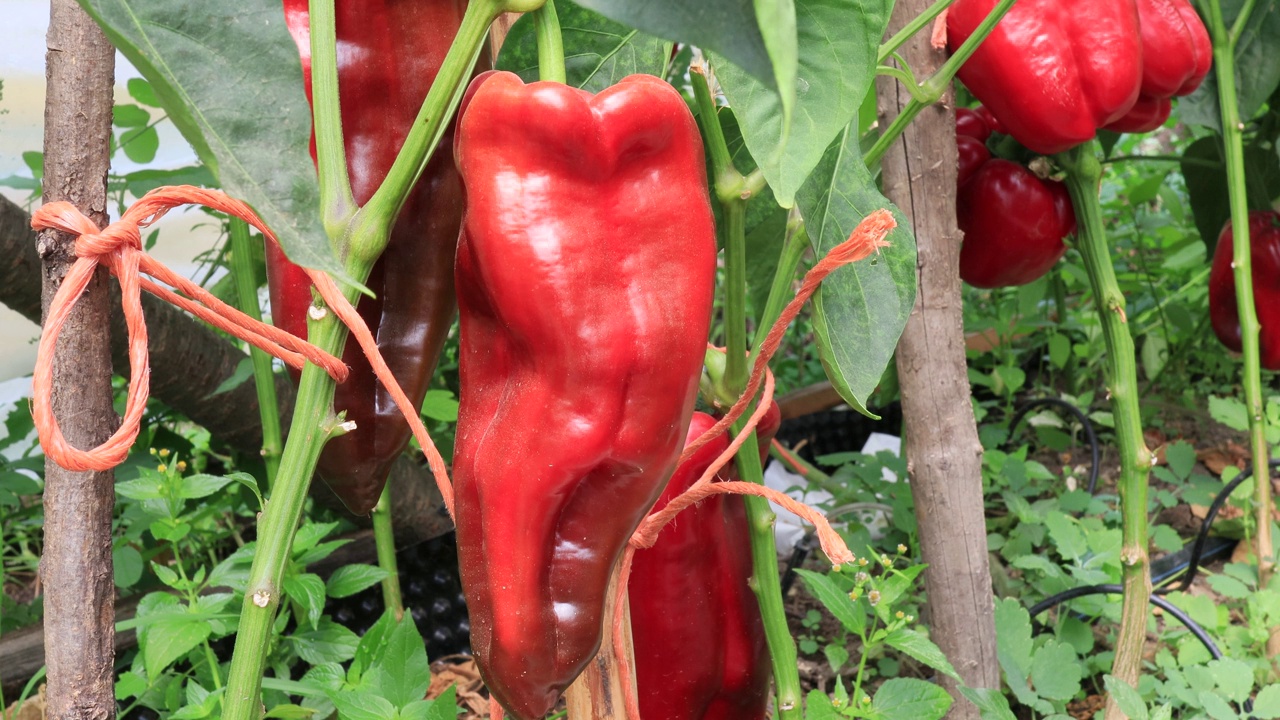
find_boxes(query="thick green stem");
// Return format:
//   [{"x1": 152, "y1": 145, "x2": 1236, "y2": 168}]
[
  {"x1": 1057, "y1": 141, "x2": 1153, "y2": 720},
  {"x1": 352, "y1": 0, "x2": 545, "y2": 264},
  {"x1": 372, "y1": 484, "x2": 404, "y2": 621},
  {"x1": 1205, "y1": 0, "x2": 1275, "y2": 604},
  {"x1": 228, "y1": 218, "x2": 282, "y2": 488},
  {"x1": 535, "y1": 0, "x2": 566, "y2": 84},
  {"x1": 692, "y1": 64, "x2": 802, "y2": 720},
  {"x1": 221, "y1": 277, "x2": 366, "y2": 720},
  {"x1": 864, "y1": 0, "x2": 1016, "y2": 169},
  {"x1": 752, "y1": 220, "x2": 809, "y2": 352},
  {"x1": 307, "y1": 0, "x2": 356, "y2": 238}
]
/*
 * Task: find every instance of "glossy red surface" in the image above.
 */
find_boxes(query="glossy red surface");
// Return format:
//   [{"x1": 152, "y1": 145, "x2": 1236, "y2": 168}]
[{"x1": 1210, "y1": 212, "x2": 1280, "y2": 370}]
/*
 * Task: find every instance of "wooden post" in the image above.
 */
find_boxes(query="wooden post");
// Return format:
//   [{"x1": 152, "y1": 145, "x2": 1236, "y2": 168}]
[
  {"x1": 564, "y1": 564, "x2": 635, "y2": 720},
  {"x1": 38, "y1": 1, "x2": 118, "y2": 718},
  {"x1": 875, "y1": 2, "x2": 1000, "y2": 716}
]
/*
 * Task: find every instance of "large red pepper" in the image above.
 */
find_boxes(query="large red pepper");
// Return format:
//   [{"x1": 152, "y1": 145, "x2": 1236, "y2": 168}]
[
  {"x1": 268, "y1": 0, "x2": 475, "y2": 515},
  {"x1": 451, "y1": 71, "x2": 717, "y2": 719},
  {"x1": 1209, "y1": 212, "x2": 1280, "y2": 370},
  {"x1": 1107, "y1": 0, "x2": 1212, "y2": 132},
  {"x1": 947, "y1": 0, "x2": 1143, "y2": 155},
  {"x1": 629, "y1": 403, "x2": 781, "y2": 720},
  {"x1": 955, "y1": 108, "x2": 1076, "y2": 288}
]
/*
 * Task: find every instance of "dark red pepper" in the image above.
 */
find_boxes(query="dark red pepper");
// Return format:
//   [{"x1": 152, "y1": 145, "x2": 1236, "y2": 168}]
[
  {"x1": 629, "y1": 403, "x2": 781, "y2": 720},
  {"x1": 958, "y1": 159, "x2": 1075, "y2": 288},
  {"x1": 268, "y1": 0, "x2": 477, "y2": 515},
  {"x1": 1209, "y1": 212, "x2": 1280, "y2": 370}
]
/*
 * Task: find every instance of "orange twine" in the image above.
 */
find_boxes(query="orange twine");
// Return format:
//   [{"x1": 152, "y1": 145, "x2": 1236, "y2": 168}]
[{"x1": 612, "y1": 208, "x2": 896, "y2": 720}]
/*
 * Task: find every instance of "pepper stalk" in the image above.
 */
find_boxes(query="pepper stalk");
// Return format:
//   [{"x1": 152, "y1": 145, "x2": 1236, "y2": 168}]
[
  {"x1": 1202, "y1": 0, "x2": 1275, "y2": 619},
  {"x1": 1056, "y1": 141, "x2": 1153, "y2": 720},
  {"x1": 228, "y1": 218, "x2": 283, "y2": 488}
]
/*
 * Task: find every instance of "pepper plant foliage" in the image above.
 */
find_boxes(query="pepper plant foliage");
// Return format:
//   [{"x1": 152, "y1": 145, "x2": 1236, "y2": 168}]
[{"x1": 78, "y1": 0, "x2": 913, "y2": 416}]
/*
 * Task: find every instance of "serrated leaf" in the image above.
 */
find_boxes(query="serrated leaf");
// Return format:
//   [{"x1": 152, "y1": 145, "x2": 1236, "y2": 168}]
[
  {"x1": 1254, "y1": 684, "x2": 1280, "y2": 718},
  {"x1": 76, "y1": 0, "x2": 345, "y2": 280},
  {"x1": 871, "y1": 678, "x2": 953, "y2": 720},
  {"x1": 284, "y1": 573, "x2": 327, "y2": 630},
  {"x1": 114, "y1": 545, "x2": 144, "y2": 588},
  {"x1": 365, "y1": 618, "x2": 431, "y2": 708},
  {"x1": 1207, "y1": 657, "x2": 1254, "y2": 703},
  {"x1": 1101, "y1": 676, "x2": 1148, "y2": 719},
  {"x1": 958, "y1": 687, "x2": 1017, "y2": 720},
  {"x1": 181, "y1": 473, "x2": 235, "y2": 500},
  {"x1": 714, "y1": 0, "x2": 890, "y2": 207},
  {"x1": 1207, "y1": 574, "x2": 1252, "y2": 600},
  {"x1": 1198, "y1": 689, "x2": 1241, "y2": 720},
  {"x1": 1030, "y1": 640, "x2": 1081, "y2": 701},
  {"x1": 290, "y1": 618, "x2": 359, "y2": 665},
  {"x1": 143, "y1": 618, "x2": 212, "y2": 679},
  {"x1": 495, "y1": 0, "x2": 670, "y2": 94},
  {"x1": 420, "y1": 389, "x2": 460, "y2": 424},
  {"x1": 883, "y1": 627, "x2": 960, "y2": 681},
  {"x1": 330, "y1": 691, "x2": 396, "y2": 720},
  {"x1": 423, "y1": 687, "x2": 458, "y2": 720},
  {"x1": 209, "y1": 357, "x2": 255, "y2": 398},
  {"x1": 795, "y1": 124, "x2": 915, "y2": 417},
  {"x1": 796, "y1": 569, "x2": 865, "y2": 635},
  {"x1": 1044, "y1": 511, "x2": 1089, "y2": 562},
  {"x1": 994, "y1": 597, "x2": 1034, "y2": 685}
]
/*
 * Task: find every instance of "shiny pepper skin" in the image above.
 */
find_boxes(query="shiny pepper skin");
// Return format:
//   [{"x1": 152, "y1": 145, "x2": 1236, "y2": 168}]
[
  {"x1": 955, "y1": 108, "x2": 1075, "y2": 288},
  {"x1": 451, "y1": 71, "x2": 717, "y2": 720},
  {"x1": 1209, "y1": 212, "x2": 1280, "y2": 370},
  {"x1": 948, "y1": 0, "x2": 1143, "y2": 154},
  {"x1": 1107, "y1": 0, "x2": 1212, "y2": 133},
  {"x1": 629, "y1": 404, "x2": 780, "y2": 720},
  {"x1": 268, "y1": 0, "x2": 477, "y2": 515}
]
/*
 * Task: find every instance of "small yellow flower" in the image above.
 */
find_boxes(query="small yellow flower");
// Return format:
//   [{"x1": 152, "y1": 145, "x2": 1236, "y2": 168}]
[
  {"x1": 861, "y1": 695, "x2": 871, "y2": 706},
  {"x1": 895, "y1": 610, "x2": 905, "y2": 619},
  {"x1": 868, "y1": 590, "x2": 881, "y2": 606},
  {"x1": 176, "y1": 461, "x2": 187, "y2": 472},
  {"x1": 157, "y1": 464, "x2": 167, "y2": 473},
  {"x1": 897, "y1": 543, "x2": 907, "y2": 554},
  {"x1": 858, "y1": 557, "x2": 869, "y2": 567},
  {"x1": 158, "y1": 448, "x2": 171, "y2": 458}
]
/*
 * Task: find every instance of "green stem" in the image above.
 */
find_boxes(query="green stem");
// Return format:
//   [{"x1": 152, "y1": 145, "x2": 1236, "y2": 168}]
[
  {"x1": 307, "y1": 0, "x2": 356, "y2": 238},
  {"x1": 752, "y1": 220, "x2": 809, "y2": 352},
  {"x1": 535, "y1": 0, "x2": 566, "y2": 84},
  {"x1": 877, "y1": 0, "x2": 956, "y2": 64},
  {"x1": 351, "y1": 0, "x2": 545, "y2": 265},
  {"x1": 1056, "y1": 141, "x2": 1153, "y2": 719},
  {"x1": 1205, "y1": 0, "x2": 1274, "y2": 601},
  {"x1": 372, "y1": 484, "x2": 404, "y2": 621},
  {"x1": 864, "y1": 0, "x2": 1017, "y2": 169},
  {"x1": 228, "y1": 218, "x2": 283, "y2": 488}
]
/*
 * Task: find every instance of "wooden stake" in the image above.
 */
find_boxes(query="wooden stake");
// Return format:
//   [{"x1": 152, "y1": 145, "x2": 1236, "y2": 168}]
[{"x1": 564, "y1": 563, "x2": 635, "y2": 720}]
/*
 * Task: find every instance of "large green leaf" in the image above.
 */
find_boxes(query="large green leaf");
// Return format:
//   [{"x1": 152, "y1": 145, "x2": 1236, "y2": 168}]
[
  {"x1": 795, "y1": 124, "x2": 916, "y2": 418},
  {"x1": 714, "y1": 0, "x2": 892, "y2": 207},
  {"x1": 571, "y1": 0, "x2": 795, "y2": 107},
  {"x1": 495, "y1": 0, "x2": 671, "y2": 93},
  {"x1": 77, "y1": 0, "x2": 343, "y2": 278},
  {"x1": 1179, "y1": 0, "x2": 1280, "y2": 128},
  {"x1": 1180, "y1": 135, "x2": 1280, "y2": 254}
]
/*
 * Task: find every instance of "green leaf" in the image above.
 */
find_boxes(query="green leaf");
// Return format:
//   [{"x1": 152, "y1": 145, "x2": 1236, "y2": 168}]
[
  {"x1": 128, "y1": 78, "x2": 162, "y2": 107},
  {"x1": 1030, "y1": 640, "x2": 1081, "y2": 701},
  {"x1": 883, "y1": 628, "x2": 960, "y2": 681},
  {"x1": 1179, "y1": 137, "x2": 1280, "y2": 254},
  {"x1": 804, "y1": 689, "x2": 842, "y2": 719},
  {"x1": 993, "y1": 597, "x2": 1034, "y2": 687},
  {"x1": 1198, "y1": 689, "x2": 1242, "y2": 720},
  {"x1": 116, "y1": 475, "x2": 164, "y2": 501},
  {"x1": 1253, "y1": 684, "x2": 1280, "y2": 719},
  {"x1": 351, "y1": 610, "x2": 398, "y2": 684},
  {"x1": 714, "y1": 0, "x2": 890, "y2": 207},
  {"x1": 1180, "y1": 0, "x2": 1280, "y2": 127},
  {"x1": 120, "y1": 125, "x2": 160, "y2": 164},
  {"x1": 1165, "y1": 441, "x2": 1197, "y2": 480},
  {"x1": 1208, "y1": 394, "x2": 1250, "y2": 433},
  {"x1": 422, "y1": 687, "x2": 459, "y2": 720},
  {"x1": 958, "y1": 687, "x2": 1017, "y2": 720},
  {"x1": 114, "y1": 103, "x2": 151, "y2": 128},
  {"x1": 795, "y1": 124, "x2": 915, "y2": 418},
  {"x1": 114, "y1": 545, "x2": 144, "y2": 588},
  {"x1": 264, "y1": 704, "x2": 315, "y2": 719},
  {"x1": 76, "y1": 0, "x2": 344, "y2": 279},
  {"x1": 118, "y1": 165, "x2": 218, "y2": 198},
  {"x1": 871, "y1": 678, "x2": 953, "y2": 720},
  {"x1": 1207, "y1": 574, "x2": 1252, "y2": 599},
  {"x1": 1207, "y1": 657, "x2": 1254, "y2": 703},
  {"x1": 284, "y1": 573, "x2": 328, "y2": 630},
  {"x1": 209, "y1": 357, "x2": 255, "y2": 398},
  {"x1": 570, "y1": 0, "x2": 790, "y2": 99},
  {"x1": 365, "y1": 618, "x2": 431, "y2": 708},
  {"x1": 1100, "y1": 671, "x2": 1152, "y2": 712},
  {"x1": 823, "y1": 643, "x2": 849, "y2": 673},
  {"x1": 143, "y1": 618, "x2": 212, "y2": 679},
  {"x1": 326, "y1": 564, "x2": 390, "y2": 599},
  {"x1": 181, "y1": 473, "x2": 235, "y2": 500},
  {"x1": 796, "y1": 569, "x2": 865, "y2": 635},
  {"x1": 420, "y1": 389, "x2": 460, "y2": 423},
  {"x1": 495, "y1": 0, "x2": 670, "y2": 94},
  {"x1": 290, "y1": 618, "x2": 360, "y2": 665},
  {"x1": 329, "y1": 691, "x2": 396, "y2": 720},
  {"x1": 1044, "y1": 511, "x2": 1089, "y2": 562},
  {"x1": 293, "y1": 521, "x2": 341, "y2": 554}
]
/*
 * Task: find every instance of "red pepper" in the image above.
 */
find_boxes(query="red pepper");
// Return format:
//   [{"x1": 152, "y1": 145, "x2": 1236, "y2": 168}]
[
  {"x1": 956, "y1": 108, "x2": 992, "y2": 187},
  {"x1": 947, "y1": 0, "x2": 1143, "y2": 155},
  {"x1": 268, "y1": 0, "x2": 474, "y2": 515},
  {"x1": 629, "y1": 403, "x2": 780, "y2": 720},
  {"x1": 1106, "y1": 0, "x2": 1211, "y2": 133},
  {"x1": 451, "y1": 71, "x2": 717, "y2": 719},
  {"x1": 1209, "y1": 212, "x2": 1280, "y2": 370},
  {"x1": 958, "y1": 160, "x2": 1074, "y2": 288}
]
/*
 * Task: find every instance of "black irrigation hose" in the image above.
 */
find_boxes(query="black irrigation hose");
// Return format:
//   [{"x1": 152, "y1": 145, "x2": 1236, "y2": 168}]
[
  {"x1": 1155, "y1": 459, "x2": 1280, "y2": 595},
  {"x1": 1006, "y1": 397, "x2": 1101, "y2": 496}
]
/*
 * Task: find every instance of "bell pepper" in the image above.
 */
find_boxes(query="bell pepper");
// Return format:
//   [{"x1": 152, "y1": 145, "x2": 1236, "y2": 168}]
[
  {"x1": 267, "y1": 0, "x2": 475, "y2": 515},
  {"x1": 1209, "y1": 212, "x2": 1280, "y2": 370},
  {"x1": 947, "y1": 0, "x2": 1143, "y2": 155},
  {"x1": 629, "y1": 402, "x2": 781, "y2": 720},
  {"x1": 1106, "y1": 0, "x2": 1211, "y2": 133},
  {"x1": 956, "y1": 108, "x2": 992, "y2": 187},
  {"x1": 451, "y1": 71, "x2": 717, "y2": 719}
]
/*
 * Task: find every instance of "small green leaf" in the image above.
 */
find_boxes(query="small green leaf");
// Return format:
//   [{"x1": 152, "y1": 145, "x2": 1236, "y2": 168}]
[
  {"x1": 958, "y1": 687, "x2": 1017, "y2": 720},
  {"x1": 796, "y1": 569, "x2": 865, "y2": 635},
  {"x1": 114, "y1": 545, "x2": 144, "y2": 588},
  {"x1": 804, "y1": 689, "x2": 842, "y2": 719},
  {"x1": 871, "y1": 678, "x2": 952, "y2": 720},
  {"x1": 143, "y1": 618, "x2": 212, "y2": 680},
  {"x1": 993, "y1": 597, "x2": 1033, "y2": 684},
  {"x1": 209, "y1": 357, "x2": 255, "y2": 398},
  {"x1": 422, "y1": 686, "x2": 459, "y2": 720},
  {"x1": 823, "y1": 643, "x2": 849, "y2": 672},
  {"x1": 120, "y1": 125, "x2": 160, "y2": 164},
  {"x1": 1207, "y1": 574, "x2": 1252, "y2": 600},
  {"x1": 1101, "y1": 674, "x2": 1147, "y2": 720},
  {"x1": 1198, "y1": 689, "x2": 1241, "y2": 720},
  {"x1": 1253, "y1": 684, "x2": 1280, "y2": 718},
  {"x1": 114, "y1": 103, "x2": 151, "y2": 127},
  {"x1": 290, "y1": 618, "x2": 360, "y2": 665},
  {"x1": 1207, "y1": 657, "x2": 1254, "y2": 703},
  {"x1": 264, "y1": 704, "x2": 315, "y2": 719},
  {"x1": 326, "y1": 564, "x2": 390, "y2": 599},
  {"x1": 1030, "y1": 640, "x2": 1081, "y2": 701},
  {"x1": 127, "y1": 78, "x2": 162, "y2": 107},
  {"x1": 116, "y1": 475, "x2": 165, "y2": 500},
  {"x1": 329, "y1": 691, "x2": 396, "y2": 720},
  {"x1": 181, "y1": 473, "x2": 235, "y2": 499},
  {"x1": 883, "y1": 628, "x2": 960, "y2": 681},
  {"x1": 365, "y1": 618, "x2": 431, "y2": 708},
  {"x1": 420, "y1": 389, "x2": 460, "y2": 423},
  {"x1": 284, "y1": 573, "x2": 327, "y2": 630}
]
